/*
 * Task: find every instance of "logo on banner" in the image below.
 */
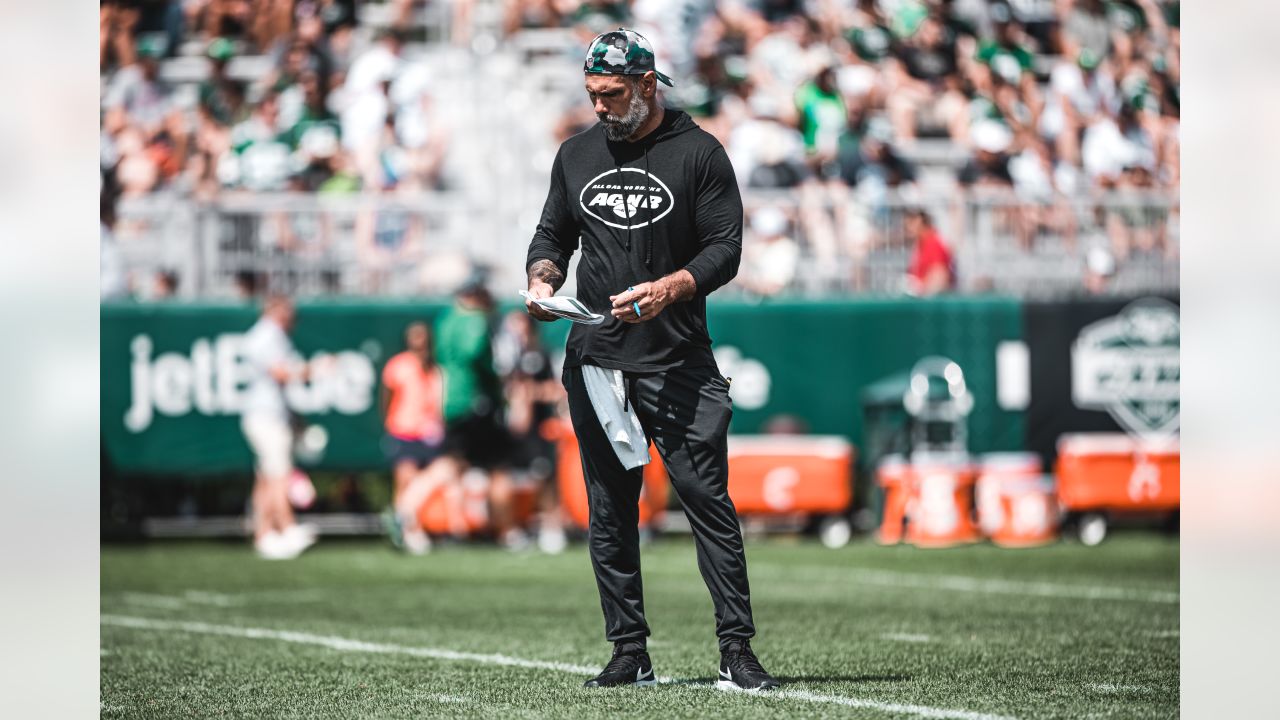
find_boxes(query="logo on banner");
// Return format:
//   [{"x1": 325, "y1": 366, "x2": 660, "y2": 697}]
[
  {"x1": 579, "y1": 168, "x2": 675, "y2": 229},
  {"x1": 123, "y1": 334, "x2": 377, "y2": 433},
  {"x1": 1071, "y1": 298, "x2": 1180, "y2": 438}
]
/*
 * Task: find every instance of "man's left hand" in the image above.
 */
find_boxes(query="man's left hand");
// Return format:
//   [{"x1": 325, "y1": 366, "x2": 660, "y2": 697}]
[{"x1": 610, "y1": 278, "x2": 677, "y2": 323}]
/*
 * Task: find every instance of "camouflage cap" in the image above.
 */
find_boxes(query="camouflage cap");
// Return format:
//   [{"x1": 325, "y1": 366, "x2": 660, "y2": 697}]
[{"x1": 584, "y1": 28, "x2": 674, "y2": 87}]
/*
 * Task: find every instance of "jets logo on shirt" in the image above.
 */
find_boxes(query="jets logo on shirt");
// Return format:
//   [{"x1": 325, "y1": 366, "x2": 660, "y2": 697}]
[{"x1": 579, "y1": 168, "x2": 675, "y2": 230}]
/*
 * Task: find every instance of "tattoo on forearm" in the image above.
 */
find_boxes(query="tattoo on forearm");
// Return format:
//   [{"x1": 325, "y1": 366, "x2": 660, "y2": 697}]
[{"x1": 529, "y1": 259, "x2": 565, "y2": 290}]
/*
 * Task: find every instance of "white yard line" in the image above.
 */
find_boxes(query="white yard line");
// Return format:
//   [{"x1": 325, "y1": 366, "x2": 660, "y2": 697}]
[
  {"x1": 102, "y1": 614, "x2": 598, "y2": 674},
  {"x1": 102, "y1": 614, "x2": 1017, "y2": 720},
  {"x1": 771, "y1": 689, "x2": 1013, "y2": 720},
  {"x1": 1088, "y1": 683, "x2": 1152, "y2": 694},
  {"x1": 846, "y1": 569, "x2": 1178, "y2": 604}
]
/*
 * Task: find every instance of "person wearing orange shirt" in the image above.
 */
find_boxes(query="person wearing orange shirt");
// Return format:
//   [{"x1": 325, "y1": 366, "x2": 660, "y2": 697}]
[{"x1": 380, "y1": 321, "x2": 446, "y2": 554}]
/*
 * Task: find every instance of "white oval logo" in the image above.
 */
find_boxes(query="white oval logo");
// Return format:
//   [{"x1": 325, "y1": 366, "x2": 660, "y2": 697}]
[{"x1": 578, "y1": 167, "x2": 675, "y2": 230}]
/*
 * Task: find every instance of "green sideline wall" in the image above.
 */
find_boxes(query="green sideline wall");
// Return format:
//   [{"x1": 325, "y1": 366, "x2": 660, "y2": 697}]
[{"x1": 101, "y1": 298, "x2": 1024, "y2": 476}]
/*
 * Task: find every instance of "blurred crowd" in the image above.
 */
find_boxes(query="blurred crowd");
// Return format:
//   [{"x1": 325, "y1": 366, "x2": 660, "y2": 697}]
[
  {"x1": 540, "y1": 0, "x2": 1179, "y2": 190},
  {"x1": 611, "y1": 0, "x2": 1179, "y2": 296},
  {"x1": 100, "y1": 0, "x2": 1179, "y2": 299},
  {"x1": 101, "y1": 1, "x2": 449, "y2": 200}
]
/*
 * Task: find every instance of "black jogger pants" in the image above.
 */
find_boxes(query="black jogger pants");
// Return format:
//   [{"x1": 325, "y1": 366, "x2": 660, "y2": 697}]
[{"x1": 563, "y1": 363, "x2": 756, "y2": 651}]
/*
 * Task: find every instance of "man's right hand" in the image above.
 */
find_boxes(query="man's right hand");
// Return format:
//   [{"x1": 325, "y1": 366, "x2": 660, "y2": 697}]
[{"x1": 525, "y1": 281, "x2": 558, "y2": 322}]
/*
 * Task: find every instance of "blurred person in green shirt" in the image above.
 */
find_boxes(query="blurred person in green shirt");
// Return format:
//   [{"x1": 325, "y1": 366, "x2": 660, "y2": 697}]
[
  {"x1": 198, "y1": 39, "x2": 246, "y2": 128},
  {"x1": 435, "y1": 277, "x2": 524, "y2": 548},
  {"x1": 794, "y1": 60, "x2": 846, "y2": 159},
  {"x1": 974, "y1": 2, "x2": 1035, "y2": 86}
]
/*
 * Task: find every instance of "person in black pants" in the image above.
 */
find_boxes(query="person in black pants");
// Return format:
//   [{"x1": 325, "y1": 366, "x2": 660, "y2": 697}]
[{"x1": 524, "y1": 28, "x2": 778, "y2": 691}]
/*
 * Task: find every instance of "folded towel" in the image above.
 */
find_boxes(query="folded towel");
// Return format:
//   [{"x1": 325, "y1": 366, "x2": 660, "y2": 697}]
[{"x1": 581, "y1": 365, "x2": 650, "y2": 470}]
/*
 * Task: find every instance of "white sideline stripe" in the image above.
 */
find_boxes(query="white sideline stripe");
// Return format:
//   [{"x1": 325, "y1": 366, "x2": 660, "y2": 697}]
[
  {"x1": 771, "y1": 689, "x2": 1014, "y2": 720},
  {"x1": 102, "y1": 614, "x2": 1017, "y2": 720},
  {"x1": 101, "y1": 615, "x2": 598, "y2": 675},
  {"x1": 849, "y1": 569, "x2": 1178, "y2": 604},
  {"x1": 1088, "y1": 683, "x2": 1152, "y2": 694}
]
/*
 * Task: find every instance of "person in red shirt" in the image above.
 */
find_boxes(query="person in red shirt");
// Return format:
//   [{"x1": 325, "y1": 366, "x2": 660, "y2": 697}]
[
  {"x1": 380, "y1": 322, "x2": 447, "y2": 554},
  {"x1": 905, "y1": 208, "x2": 955, "y2": 296}
]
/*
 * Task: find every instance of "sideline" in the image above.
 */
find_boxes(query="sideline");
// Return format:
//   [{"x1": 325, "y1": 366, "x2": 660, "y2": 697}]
[{"x1": 102, "y1": 614, "x2": 1018, "y2": 720}]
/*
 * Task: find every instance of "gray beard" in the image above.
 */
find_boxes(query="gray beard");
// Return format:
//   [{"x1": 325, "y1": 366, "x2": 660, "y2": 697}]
[{"x1": 600, "y1": 91, "x2": 650, "y2": 141}]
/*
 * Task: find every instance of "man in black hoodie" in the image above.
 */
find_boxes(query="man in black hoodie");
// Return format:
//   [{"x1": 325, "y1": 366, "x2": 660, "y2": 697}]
[{"x1": 525, "y1": 28, "x2": 778, "y2": 692}]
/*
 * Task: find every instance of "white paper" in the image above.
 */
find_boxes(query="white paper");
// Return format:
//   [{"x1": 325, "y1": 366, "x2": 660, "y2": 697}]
[{"x1": 519, "y1": 290, "x2": 606, "y2": 325}]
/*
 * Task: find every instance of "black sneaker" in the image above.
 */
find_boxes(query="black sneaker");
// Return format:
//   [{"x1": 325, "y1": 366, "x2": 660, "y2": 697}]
[
  {"x1": 583, "y1": 645, "x2": 657, "y2": 688},
  {"x1": 717, "y1": 640, "x2": 780, "y2": 691}
]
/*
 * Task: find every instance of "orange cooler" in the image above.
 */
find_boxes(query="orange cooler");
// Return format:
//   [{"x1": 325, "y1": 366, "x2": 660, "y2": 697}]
[
  {"x1": 418, "y1": 473, "x2": 539, "y2": 536},
  {"x1": 977, "y1": 450, "x2": 1059, "y2": 545},
  {"x1": 725, "y1": 436, "x2": 854, "y2": 515},
  {"x1": 877, "y1": 454, "x2": 980, "y2": 547},
  {"x1": 904, "y1": 457, "x2": 980, "y2": 548},
  {"x1": 875, "y1": 455, "x2": 910, "y2": 544},
  {"x1": 1056, "y1": 433, "x2": 1180, "y2": 512},
  {"x1": 976, "y1": 452, "x2": 1058, "y2": 547},
  {"x1": 556, "y1": 428, "x2": 669, "y2": 530}
]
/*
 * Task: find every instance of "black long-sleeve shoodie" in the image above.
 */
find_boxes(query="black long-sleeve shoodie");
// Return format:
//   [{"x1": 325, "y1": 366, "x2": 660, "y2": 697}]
[{"x1": 526, "y1": 109, "x2": 743, "y2": 373}]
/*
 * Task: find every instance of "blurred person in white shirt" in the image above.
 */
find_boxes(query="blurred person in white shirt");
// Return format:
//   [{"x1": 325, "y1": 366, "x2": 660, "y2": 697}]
[
  {"x1": 746, "y1": 13, "x2": 814, "y2": 97},
  {"x1": 101, "y1": 179, "x2": 128, "y2": 300},
  {"x1": 102, "y1": 37, "x2": 172, "y2": 140},
  {"x1": 739, "y1": 207, "x2": 800, "y2": 298},
  {"x1": 390, "y1": 61, "x2": 452, "y2": 190},
  {"x1": 1081, "y1": 102, "x2": 1154, "y2": 186},
  {"x1": 1009, "y1": 133, "x2": 1080, "y2": 249},
  {"x1": 1039, "y1": 48, "x2": 1118, "y2": 167},
  {"x1": 337, "y1": 29, "x2": 405, "y2": 153},
  {"x1": 241, "y1": 296, "x2": 320, "y2": 560},
  {"x1": 726, "y1": 92, "x2": 808, "y2": 189}
]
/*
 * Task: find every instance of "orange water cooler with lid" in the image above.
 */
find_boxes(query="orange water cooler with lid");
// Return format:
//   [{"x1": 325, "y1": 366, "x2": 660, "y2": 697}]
[{"x1": 976, "y1": 453, "x2": 1059, "y2": 547}]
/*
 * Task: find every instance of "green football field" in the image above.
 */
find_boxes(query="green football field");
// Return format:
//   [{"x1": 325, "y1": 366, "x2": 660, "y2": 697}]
[{"x1": 101, "y1": 532, "x2": 1178, "y2": 719}]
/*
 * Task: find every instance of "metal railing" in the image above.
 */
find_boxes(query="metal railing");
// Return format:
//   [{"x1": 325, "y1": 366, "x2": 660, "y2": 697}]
[
  {"x1": 110, "y1": 189, "x2": 1178, "y2": 300},
  {"x1": 731, "y1": 187, "x2": 1176, "y2": 299}
]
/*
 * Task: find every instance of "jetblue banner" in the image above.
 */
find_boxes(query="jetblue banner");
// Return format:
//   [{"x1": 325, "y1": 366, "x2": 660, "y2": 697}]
[{"x1": 102, "y1": 298, "x2": 1026, "y2": 476}]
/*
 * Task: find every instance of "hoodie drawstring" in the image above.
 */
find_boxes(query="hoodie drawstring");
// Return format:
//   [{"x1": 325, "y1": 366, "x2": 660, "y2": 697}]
[{"x1": 614, "y1": 142, "x2": 656, "y2": 270}]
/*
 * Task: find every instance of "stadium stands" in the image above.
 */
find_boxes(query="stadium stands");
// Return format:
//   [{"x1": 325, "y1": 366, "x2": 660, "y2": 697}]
[{"x1": 100, "y1": 0, "x2": 1180, "y2": 300}]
